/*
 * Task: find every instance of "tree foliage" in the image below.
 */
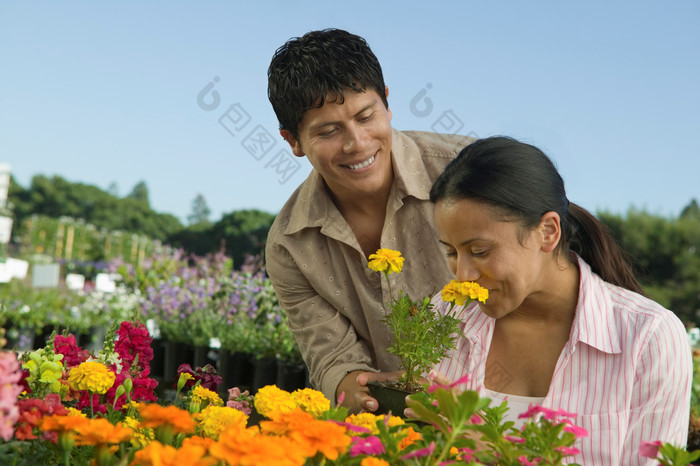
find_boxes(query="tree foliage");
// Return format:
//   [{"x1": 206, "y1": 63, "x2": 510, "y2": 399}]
[
  {"x1": 599, "y1": 200, "x2": 700, "y2": 325},
  {"x1": 187, "y1": 193, "x2": 211, "y2": 226},
  {"x1": 9, "y1": 175, "x2": 181, "y2": 242}
]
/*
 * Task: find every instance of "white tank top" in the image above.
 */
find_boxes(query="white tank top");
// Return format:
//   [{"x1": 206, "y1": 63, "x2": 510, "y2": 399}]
[{"x1": 482, "y1": 388, "x2": 546, "y2": 430}]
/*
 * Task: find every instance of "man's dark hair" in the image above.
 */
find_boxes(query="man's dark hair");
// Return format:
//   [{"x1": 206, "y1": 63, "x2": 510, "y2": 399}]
[{"x1": 268, "y1": 28, "x2": 388, "y2": 139}]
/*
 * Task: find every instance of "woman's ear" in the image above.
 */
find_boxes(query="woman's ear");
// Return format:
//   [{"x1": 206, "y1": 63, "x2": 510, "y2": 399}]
[{"x1": 538, "y1": 211, "x2": 561, "y2": 253}]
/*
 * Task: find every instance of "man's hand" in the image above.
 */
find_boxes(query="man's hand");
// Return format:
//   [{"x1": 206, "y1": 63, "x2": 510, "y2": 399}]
[{"x1": 336, "y1": 370, "x2": 403, "y2": 414}]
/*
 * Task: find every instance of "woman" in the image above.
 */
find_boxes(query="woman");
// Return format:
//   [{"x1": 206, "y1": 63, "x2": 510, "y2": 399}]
[{"x1": 428, "y1": 136, "x2": 691, "y2": 464}]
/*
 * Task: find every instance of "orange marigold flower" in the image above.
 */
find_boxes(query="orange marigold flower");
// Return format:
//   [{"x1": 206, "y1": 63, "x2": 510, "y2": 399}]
[
  {"x1": 131, "y1": 441, "x2": 179, "y2": 466},
  {"x1": 361, "y1": 458, "x2": 391, "y2": 466},
  {"x1": 264, "y1": 409, "x2": 350, "y2": 460},
  {"x1": 138, "y1": 403, "x2": 196, "y2": 434},
  {"x1": 40, "y1": 414, "x2": 91, "y2": 433},
  {"x1": 210, "y1": 428, "x2": 306, "y2": 466},
  {"x1": 399, "y1": 426, "x2": 422, "y2": 449},
  {"x1": 73, "y1": 418, "x2": 132, "y2": 446}
]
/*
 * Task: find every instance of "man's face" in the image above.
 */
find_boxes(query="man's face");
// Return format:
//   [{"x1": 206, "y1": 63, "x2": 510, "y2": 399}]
[{"x1": 281, "y1": 88, "x2": 393, "y2": 201}]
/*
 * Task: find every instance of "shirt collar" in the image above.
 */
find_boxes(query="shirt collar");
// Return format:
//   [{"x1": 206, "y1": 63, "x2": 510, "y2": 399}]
[
  {"x1": 569, "y1": 255, "x2": 623, "y2": 354},
  {"x1": 280, "y1": 128, "x2": 433, "y2": 235}
]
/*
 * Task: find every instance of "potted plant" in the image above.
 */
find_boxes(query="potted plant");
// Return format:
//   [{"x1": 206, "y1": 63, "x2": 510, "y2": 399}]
[{"x1": 366, "y1": 248, "x2": 488, "y2": 415}]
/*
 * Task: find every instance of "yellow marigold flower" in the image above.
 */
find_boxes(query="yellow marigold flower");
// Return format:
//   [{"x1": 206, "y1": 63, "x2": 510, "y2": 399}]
[
  {"x1": 361, "y1": 458, "x2": 391, "y2": 466},
  {"x1": 368, "y1": 249, "x2": 404, "y2": 274},
  {"x1": 441, "y1": 280, "x2": 489, "y2": 305},
  {"x1": 139, "y1": 404, "x2": 196, "y2": 434},
  {"x1": 290, "y1": 388, "x2": 330, "y2": 417},
  {"x1": 254, "y1": 385, "x2": 298, "y2": 420},
  {"x1": 345, "y1": 412, "x2": 384, "y2": 434},
  {"x1": 210, "y1": 428, "x2": 306, "y2": 466},
  {"x1": 72, "y1": 418, "x2": 132, "y2": 446},
  {"x1": 198, "y1": 405, "x2": 247, "y2": 440},
  {"x1": 191, "y1": 385, "x2": 223, "y2": 409},
  {"x1": 68, "y1": 361, "x2": 115, "y2": 394},
  {"x1": 123, "y1": 415, "x2": 154, "y2": 448},
  {"x1": 66, "y1": 407, "x2": 87, "y2": 417}
]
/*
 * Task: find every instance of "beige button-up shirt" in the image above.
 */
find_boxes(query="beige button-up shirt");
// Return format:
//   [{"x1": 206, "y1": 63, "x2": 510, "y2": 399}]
[{"x1": 265, "y1": 129, "x2": 474, "y2": 400}]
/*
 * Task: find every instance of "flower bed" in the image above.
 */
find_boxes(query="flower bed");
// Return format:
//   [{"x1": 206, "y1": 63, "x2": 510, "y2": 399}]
[{"x1": 1, "y1": 321, "x2": 695, "y2": 465}]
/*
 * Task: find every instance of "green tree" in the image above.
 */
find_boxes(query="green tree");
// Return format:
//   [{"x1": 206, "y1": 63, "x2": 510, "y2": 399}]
[
  {"x1": 127, "y1": 180, "x2": 150, "y2": 205},
  {"x1": 210, "y1": 209, "x2": 276, "y2": 267},
  {"x1": 187, "y1": 193, "x2": 211, "y2": 226}
]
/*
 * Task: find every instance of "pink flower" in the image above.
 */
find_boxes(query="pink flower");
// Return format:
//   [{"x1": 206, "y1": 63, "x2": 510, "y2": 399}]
[
  {"x1": 350, "y1": 435, "x2": 385, "y2": 457},
  {"x1": 0, "y1": 352, "x2": 23, "y2": 441},
  {"x1": 639, "y1": 440, "x2": 663, "y2": 458},
  {"x1": 470, "y1": 413, "x2": 483, "y2": 425},
  {"x1": 427, "y1": 374, "x2": 470, "y2": 394},
  {"x1": 518, "y1": 404, "x2": 576, "y2": 421},
  {"x1": 329, "y1": 420, "x2": 371, "y2": 434},
  {"x1": 505, "y1": 435, "x2": 526, "y2": 444},
  {"x1": 563, "y1": 422, "x2": 589, "y2": 438},
  {"x1": 402, "y1": 441, "x2": 436, "y2": 460},
  {"x1": 518, "y1": 456, "x2": 541, "y2": 465},
  {"x1": 554, "y1": 446, "x2": 581, "y2": 456}
]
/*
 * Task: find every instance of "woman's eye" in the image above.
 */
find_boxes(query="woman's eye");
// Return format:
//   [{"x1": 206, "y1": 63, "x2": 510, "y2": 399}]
[
  {"x1": 445, "y1": 251, "x2": 457, "y2": 258},
  {"x1": 471, "y1": 249, "x2": 489, "y2": 257}
]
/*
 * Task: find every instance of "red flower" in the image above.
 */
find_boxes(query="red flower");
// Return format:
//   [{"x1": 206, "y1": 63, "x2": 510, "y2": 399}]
[
  {"x1": 115, "y1": 321, "x2": 154, "y2": 372},
  {"x1": 176, "y1": 363, "x2": 221, "y2": 391},
  {"x1": 53, "y1": 334, "x2": 90, "y2": 368},
  {"x1": 15, "y1": 395, "x2": 68, "y2": 440}
]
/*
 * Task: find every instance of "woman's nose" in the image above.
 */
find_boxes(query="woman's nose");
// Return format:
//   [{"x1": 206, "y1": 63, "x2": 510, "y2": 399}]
[{"x1": 456, "y1": 257, "x2": 479, "y2": 282}]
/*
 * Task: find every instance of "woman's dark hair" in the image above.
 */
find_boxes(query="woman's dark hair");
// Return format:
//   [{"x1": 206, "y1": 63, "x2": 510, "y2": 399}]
[
  {"x1": 267, "y1": 28, "x2": 388, "y2": 139},
  {"x1": 430, "y1": 136, "x2": 643, "y2": 294}
]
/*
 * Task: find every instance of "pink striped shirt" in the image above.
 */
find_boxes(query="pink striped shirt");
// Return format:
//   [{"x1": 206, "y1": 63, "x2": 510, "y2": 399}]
[{"x1": 434, "y1": 256, "x2": 692, "y2": 465}]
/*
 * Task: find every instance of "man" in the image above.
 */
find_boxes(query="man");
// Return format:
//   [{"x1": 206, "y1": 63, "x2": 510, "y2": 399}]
[{"x1": 265, "y1": 28, "x2": 474, "y2": 413}]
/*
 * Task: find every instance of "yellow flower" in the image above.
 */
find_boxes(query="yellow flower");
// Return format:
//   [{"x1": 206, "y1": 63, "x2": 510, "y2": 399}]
[
  {"x1": 345, "y1": 412, "x2": 384, "y2": 434},
  {"x1": 290, "y1": 388, "x2": 330, "y2": 417},
  {"x1": 66, "y1": 407, "x2": 86, "y2": 417},
  {"x1": 123, "y1": 415, "x2": 154, "y2": 448},
  {"x1": 441, "y1": 280, "x2": 489, "y2": 305},
  {"x1": 190, "y1": 385, "x2": 223, "y2": 410},
  {"x1": 68, "y1": 361, "x2": 115, "y2": 394},
  {"x1": 361, "y1": 458, "x2": 390, "y2": 466},
  {"x1": 198, "y1": 405, "x2": 247, "y2": 440},
  {"x1": 368, "y1": 249, "x2": 404, "y2": 274},
  {"x1": 254, "y1": 385, "x2": 298, "y2": 419}
]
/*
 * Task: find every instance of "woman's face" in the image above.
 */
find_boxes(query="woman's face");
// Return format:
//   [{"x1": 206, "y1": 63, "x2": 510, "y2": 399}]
[{"x1": 433, "y1": 197, "x2": 551, "y2": 320}]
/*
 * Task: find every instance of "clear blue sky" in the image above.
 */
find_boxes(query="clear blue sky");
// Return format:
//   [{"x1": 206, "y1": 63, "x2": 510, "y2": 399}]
[{"x1": 1, "y1": 1, "x2": 698, "y2": 224}]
